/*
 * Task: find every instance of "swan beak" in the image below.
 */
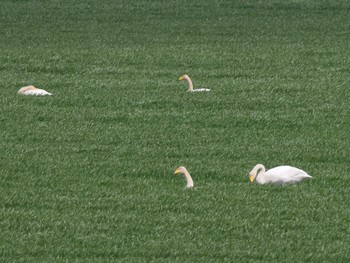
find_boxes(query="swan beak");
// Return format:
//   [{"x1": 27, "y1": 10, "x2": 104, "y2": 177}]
[
  {"x1": 249, "y1": 175, "x2": 254, "y2": 183},
  {"x1": 178, "y1": 76, "x2": 184, "y2": 81},
  {"x1": 174, "y1": 169, "x2": 181, "y2": 174}
]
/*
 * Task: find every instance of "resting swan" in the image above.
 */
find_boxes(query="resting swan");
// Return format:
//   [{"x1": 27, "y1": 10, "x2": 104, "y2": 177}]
[
  {"x1": 18, "y1": 85, "x2": 52, "y2": 96},
  {"x1": 178, "y1": 74, "x2": 210, "y2": 92},
  {"x1": 249, "y1": 164, "x2": 312, "y2": 185},
  {"x1": 174, "y1": 166, "x2": 194, "y2": 188}
]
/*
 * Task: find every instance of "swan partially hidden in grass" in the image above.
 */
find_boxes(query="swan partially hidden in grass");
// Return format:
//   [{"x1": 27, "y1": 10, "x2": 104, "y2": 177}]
[
  {"x1": 178, "y1": 74, "x2": 210, "y2": 92},
  {"x1": 249, "y1": 164, "x2": 312, "y2": 185},
  {"x1": 18, "y1": 85, "x2": 52, "y2": 96},
  {"x1": 174, "y1": 166, "x2": 194, "y2": 188}
]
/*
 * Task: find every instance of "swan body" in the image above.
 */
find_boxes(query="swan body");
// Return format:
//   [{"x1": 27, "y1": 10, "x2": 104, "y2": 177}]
[
  {"x1": 249, "y1": 164, "x2": 312, "y2": 185},
  {"x1": 178, "y1": 74, "x2": 210, "y2": 92},
  {"x1": 190, "y1": 88, "x2": 211, "y2": 92},
  {"x1": 18, "y1": 85, "x2": 52, "y2": 96},
  {"x1": 174, "y1": 166, "x2": 194, "y2": 188}
]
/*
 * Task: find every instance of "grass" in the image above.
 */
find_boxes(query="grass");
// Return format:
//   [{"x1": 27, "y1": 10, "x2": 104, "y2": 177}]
[{"x1": 1, "y1": 0, "x2": 350, "y2": 262}]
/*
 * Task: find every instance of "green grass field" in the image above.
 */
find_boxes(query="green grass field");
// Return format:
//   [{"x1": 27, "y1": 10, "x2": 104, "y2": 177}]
[{"x1": 1, "y1": 0, "x2": 350, "y2": 261}]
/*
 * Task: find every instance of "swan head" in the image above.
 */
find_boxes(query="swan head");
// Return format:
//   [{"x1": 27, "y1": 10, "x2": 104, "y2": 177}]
[
  {"x1": 178, "y1": 74, "x2": 189, "y2": 81},
  {"x1": 248, "y1": 172, "x2": 256, "y2": 183},
  {"x1": 174, "y1": 166, "x2": 187, "y2": 174},
  {"x1": 248, "y1": 164, "x2": 265, "y2": 183},
  {"x1": 18, "y1": 85, "x2": 37, "y2": 94}
]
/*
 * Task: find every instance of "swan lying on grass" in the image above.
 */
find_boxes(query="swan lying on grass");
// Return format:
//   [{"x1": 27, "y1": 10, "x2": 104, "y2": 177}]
[
  {"x1": 178, "y1": 74, "x2": 210, "y2": 92},
  {"x1": 249, "y1": 164, "x2": 312, "y2": 185},
  {"x1": 174, "y1": 166, "x2": 194, "y2": 188},
  {"x1": 18, "y1": 85, "x2": 52, "y2": 96}
]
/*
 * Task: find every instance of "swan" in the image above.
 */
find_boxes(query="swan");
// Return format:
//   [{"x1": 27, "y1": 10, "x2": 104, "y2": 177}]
[
  {"x1": 178, "y1": 74, "x2": 210, "y2": 92},
  {"x1": 18, "y1": 85, "x2": 52, "y2": 96},
  {"x1": 174, "y1": 166, "x2": 194, "y2": 188},
  {"x1": 249, "y1": 164, "x2": 312, "y2": 185}
]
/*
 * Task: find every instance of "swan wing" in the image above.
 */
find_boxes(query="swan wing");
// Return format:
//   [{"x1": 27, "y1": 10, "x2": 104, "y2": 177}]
[
  {"x1": 24, "y1": 89, "x2": 52, "y2": 96},
  {"x1": 264, "y1": 166, "x2": 312, "y2": 185},
  {"x1": 191, "y1": 88, "x2": 211, "y2": 92}
]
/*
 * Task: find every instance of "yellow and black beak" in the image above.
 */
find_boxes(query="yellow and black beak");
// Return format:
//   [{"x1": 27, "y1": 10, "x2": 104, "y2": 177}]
[
  {"x1": 178, "y1": 76, "x2": 184, "y2": 81},
  {"x1": 249, "y1": 175, "x2": 255, "y2": 183}
]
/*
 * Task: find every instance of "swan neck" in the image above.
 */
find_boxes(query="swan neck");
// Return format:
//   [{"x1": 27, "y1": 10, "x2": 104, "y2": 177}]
[
  {"x1": 186, "y1": 77, "x2": 193, "y2": 91},
  {"x1": 183, "y1": 170, "x2": 194, "y2": 188},
  {"x1": 255, "y1": 164, "x2": 265, "y2": 181}
]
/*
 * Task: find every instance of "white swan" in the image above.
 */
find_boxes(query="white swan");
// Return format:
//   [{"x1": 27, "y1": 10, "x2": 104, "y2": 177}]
[
  {"x1": 18, "y1": 85, "x2": 52, "y2": 96},
  {"x1": 178, "y1": 74, "x2": 210, "y2": 92},
  {"x1": 249, "y1": 164, "x2": 312, "y2": 185},
  {"x1": 174, "y1": 166, "x2": 194, "y2": 188}
]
